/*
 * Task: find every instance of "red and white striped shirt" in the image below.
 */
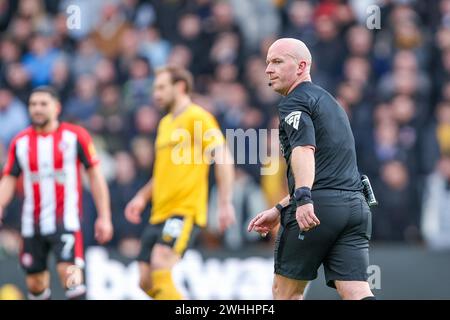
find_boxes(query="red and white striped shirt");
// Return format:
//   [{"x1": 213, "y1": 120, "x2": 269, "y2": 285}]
[{"x1": 3, "y1": 123, "x2": 99, "y2": 237}]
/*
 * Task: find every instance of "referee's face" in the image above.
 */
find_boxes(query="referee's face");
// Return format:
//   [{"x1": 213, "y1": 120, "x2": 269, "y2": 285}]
[{"x1": 265, "y1": 46, "x2": 299, "y2": 96}]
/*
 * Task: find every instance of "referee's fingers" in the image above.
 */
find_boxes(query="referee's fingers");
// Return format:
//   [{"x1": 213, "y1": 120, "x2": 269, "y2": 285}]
[
  {"x1": 309, "y1": 212, "x2": 320, "y2": 225},
  {"x1": 254, "y1": 226, "x2": 269, "y2": 234},
  {"x1": 247, "y1": 215, "x2": 260, "y2": 232},
  {"x1": 247, "y1": 220, "x2": 255, "y2": 232},
  {"x1": 296, "y1": 216, "x2": 307, "y2": 231},
  {"x1": 303, "y1": 215, "x2": 315, "y2": 228}
]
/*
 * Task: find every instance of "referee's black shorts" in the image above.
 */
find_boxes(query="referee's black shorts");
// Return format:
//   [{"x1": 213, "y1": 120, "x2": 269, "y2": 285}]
[{"x1": 274, "y1": 189, "x2": 372, "y2": 288}]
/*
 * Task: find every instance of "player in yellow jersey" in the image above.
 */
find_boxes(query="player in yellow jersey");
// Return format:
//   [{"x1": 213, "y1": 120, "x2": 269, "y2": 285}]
[{"x1": 125, "y1": 66, "x2": 236, "y2": 300}]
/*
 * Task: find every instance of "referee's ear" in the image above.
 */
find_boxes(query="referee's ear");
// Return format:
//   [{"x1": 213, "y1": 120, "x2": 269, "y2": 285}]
[{"x1": 297, "y1": 60, "x2": 308, "y2": 75}]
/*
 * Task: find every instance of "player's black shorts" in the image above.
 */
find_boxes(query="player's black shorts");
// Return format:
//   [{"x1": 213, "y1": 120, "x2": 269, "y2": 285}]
[
  {"x1": 274, "y1": 189, "x2": 372, "y2": 288},
  {"x1": 137, "y1": 215, "x2": 201, "y2": 263},
  {"x1": 20, "y1": 230, "x2": 84, "y2": 275}
]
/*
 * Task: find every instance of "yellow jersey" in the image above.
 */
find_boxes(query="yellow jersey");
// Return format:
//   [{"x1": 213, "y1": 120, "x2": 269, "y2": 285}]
[{"x1": 150, "y1": 103, "x2": 225, "y2": 227}]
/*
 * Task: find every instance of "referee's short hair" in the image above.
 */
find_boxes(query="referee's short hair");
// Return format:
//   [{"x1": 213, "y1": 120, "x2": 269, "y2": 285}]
[
  {"x1": 156, "y1": 66, "x2": 194, "y2": 94},
  {"x1": 30, "y1": 86, "x2": 60, "y2": 102}
]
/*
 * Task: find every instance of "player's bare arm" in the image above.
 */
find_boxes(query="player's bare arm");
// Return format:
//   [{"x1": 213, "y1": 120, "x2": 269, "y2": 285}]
[
  {"x1": 0, "y1": 175, "x2": 17, "y2": 226},
  {"x1": 125, "y1": 179, "x2": 153, "y2": 224},
  {"x1": 87, "y1": 165, "x2": 113, "y2": 244},
  {"x1": 291, "y1": 145, "x2": 320, "y2": 231},
  {"x1": 213, "y1": 144, "x2": 236, "y2": 232}
]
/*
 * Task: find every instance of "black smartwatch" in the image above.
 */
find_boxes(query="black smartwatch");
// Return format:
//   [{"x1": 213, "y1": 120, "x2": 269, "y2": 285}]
[{"x1": 294, "y1": 186, "x2": 313, "y2": 207}]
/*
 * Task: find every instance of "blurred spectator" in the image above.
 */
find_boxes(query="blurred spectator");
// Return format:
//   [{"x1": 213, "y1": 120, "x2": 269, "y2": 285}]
[
  {"x1": 0, "y1": 87, "x2": 29, "y2": 146},
  {"x1": 206, "y1": 1, "x2": 243, "y2": 38},
  {"x1": 436, "y1": 100, "x2": 450, "y2": 155},
  {"x1": 311, "y1": 14, "x2": 346, "y2": 86},
  {"x1": 228, "y1": 0, "x2": 280, "y2": 53},
  {"x1": 91, "y1": 2, "x2": 131, "y2": 59},
  {"x1": 390, "y1": 5, "x2": 429, "y2": 65},
  {"x1": 131, "y1": 1, "x2": 156, "y2": 29},
  {"x1": 210, "y1": 82, "x2": 248, "y2": 130},
  {"x1": 372, "y1": 160, "x2": 421, "y2": 242},
  {"x1": 109, "y1": 151, "x2": 149, "y2": 253},
  {"x1": 282, "y1": 0, "x2": 316, "y2": 47},
  {"x1": 52, "y1": 12, "x2": 77, "y2": 52},
  {"x1": 204, "y1": 1, "x2": 244, "y2": 71},
  {"x1": 63, "y1": 74, "x2": 99, "y2": 123},
  {"x1": 118, "y1": 0, "x2": 140, "y2": 23},
  {"x1": 4, "y1": 63, "x2": 31, "y2": 104},
  {"x1": 359, "y1": 117, "x2": 405, "y2": 177},
  {"x1": 345, "y1": 24, "x2": 373, "y2": 58},
  {"x1": 50, "y1": 57, "x2": 72, "y2": 103},
  {"x1": 421, "y1": 155, "x2": 450, "y2": 250},
  {"x1": 17, "y1": 0, "x2": 52, "y2": 34},
  {"x1": 0, "y1": 36, "x2": 21, "y2": 79},
  {"x1": 209, "y1": 31, "x2": 242, "y2": 73},
  {"x1": 71, "y1": 36, "x2": 103, "y2": 78},
  {"x1": 140, "y1": 26, "x2": 171, "y2": 69},
  {"x1": 391, "y1": 94, "x2": 420, "y2": 148},
  {"x1": 130, "y1": 135, "x2": 154, "y2": 180},
  {"x1": 175, "y1": 13, "x2": 210, "y2": 75},
  {"x1": 167, "y1": 44, "x2": 193, "y2": 71},
  {"x1": 91, "y1": 84, "x2": 129, "y2": 153},
  {"x1": 21, "y1": 33, "x2": 62, "y2": 86},
  {"x1": 207, "y1": 169, "x2": 268, "y2": 250},
  {"x1": 123, "y1": 56, "x2": 153, "y2": 112},
  {"x1": 336, "y1": 81, "x2": 372, "y2": 150},
  {"x1": 94, "y1": 58, "x2": 118, "y2": 87},
  {"x1": 7, "y1": 16, "x2": 33, "y2": 52},
  {"x1": 378, "y1": 50, "x2": 430, "y2": 103},
  {"x1": 244, "y1": 56, "x2": 280, "y2": 115},
  {"x1": 117, "y1": 28, "x2": 141, "y2": 81},
  {"x1": 418, "y1": 100, "x2": 450, "y2": 174},
  {"x1": 0, "y1": 0, "x2": 15, "y2": 32},
  {"x1": 132, "y1": 105, "x2": 160, "y2": 140},
  {"x1": 151, "y1": 0, "x2": 187, "y2": 42}
]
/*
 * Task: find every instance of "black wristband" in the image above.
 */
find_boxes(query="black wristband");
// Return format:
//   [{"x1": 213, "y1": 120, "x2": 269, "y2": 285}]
[
  {"x1": 294, "y1": 187, "x2": 313, "y2": 207},
  {"x1": 275, "y1": 203, "x2": 283, "y2": 213},
  {"x1": 296, "y1": 198, "x2": 313, "y2": 207}
]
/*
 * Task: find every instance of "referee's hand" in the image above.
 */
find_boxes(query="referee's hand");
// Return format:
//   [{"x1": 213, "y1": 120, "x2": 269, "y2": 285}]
[
  {"x1": 296, "y1": 203, "x2": 320, "y2": 232},
  {"x1": 247, "y1": 207, "x2": 280, "y2": 237}
]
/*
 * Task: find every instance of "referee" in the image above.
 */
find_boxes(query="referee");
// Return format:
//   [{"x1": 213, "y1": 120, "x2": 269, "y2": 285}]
[{"x1": 248, "y1": 38, "x2": 375, "y2": 300}]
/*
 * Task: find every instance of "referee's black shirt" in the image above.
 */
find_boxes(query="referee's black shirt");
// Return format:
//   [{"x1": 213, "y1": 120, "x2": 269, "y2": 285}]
[{"x1": 277, "y1": 81, "x2": 362, "y2": 197}]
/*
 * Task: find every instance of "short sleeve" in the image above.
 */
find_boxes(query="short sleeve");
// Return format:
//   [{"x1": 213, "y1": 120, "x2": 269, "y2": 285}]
[
  {"x1": 2, "y1": 138, "x2": 22, "y2": 177},
  {"x1": 76, "y1": 127, "x2": 100, "y2": 169},
  {"x1": 281, "y1": 107, "x2": 316, "y2": 150}
]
